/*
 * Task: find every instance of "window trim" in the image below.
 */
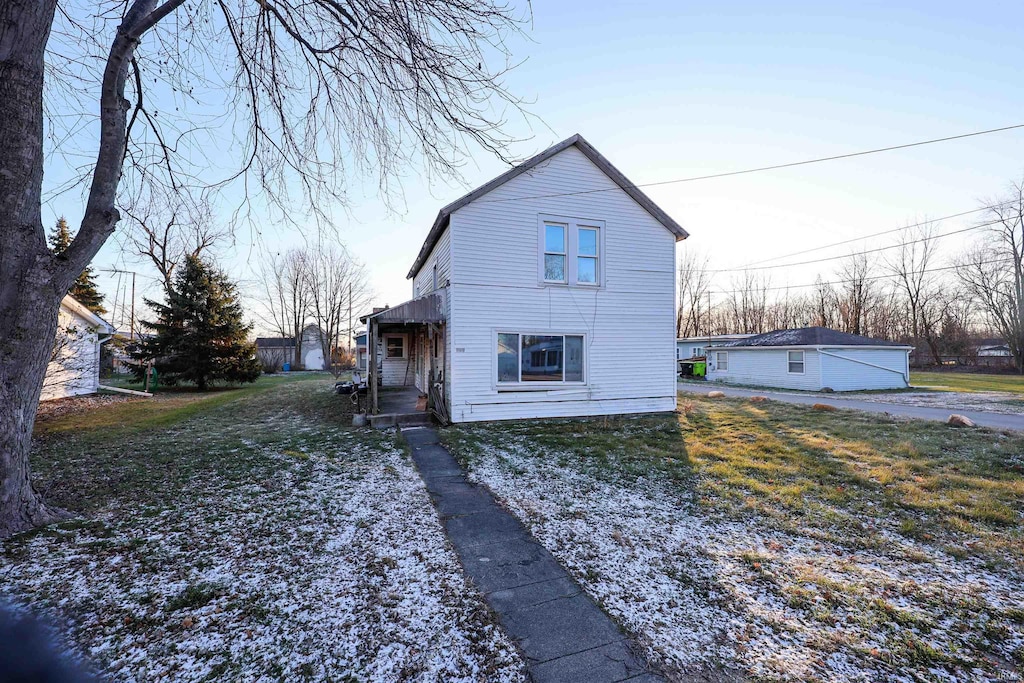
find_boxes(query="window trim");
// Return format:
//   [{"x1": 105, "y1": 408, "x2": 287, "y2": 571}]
[
  {"x1": 715, "y1": 351, "x2": 729, "y2": 372},
  {"x1": 494, "y1": 330, "x2": 588, "y2": 389},
  {"x1": 538, "y1": 215, "x2": 605, "y2": 287},
  {"x1": 384, "y1": 334, "x2": 407, "y2": 360},
  {"x1": 787, "y1": 349, "x2": 805, "y2": 374}
]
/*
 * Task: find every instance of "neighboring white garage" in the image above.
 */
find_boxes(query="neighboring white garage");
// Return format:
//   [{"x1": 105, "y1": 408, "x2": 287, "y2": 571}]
[{"x1": 705, "y1": 327, "x2": 913, "y2": 392}]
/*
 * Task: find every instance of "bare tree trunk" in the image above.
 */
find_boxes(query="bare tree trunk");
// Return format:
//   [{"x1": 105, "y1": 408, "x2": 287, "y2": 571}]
[
  {"x1": 0, "y1": 0, "x2": 66, "y2": 534},
  {"x1": 1, "y1": 0, "x2": 164, "y2": 536}
]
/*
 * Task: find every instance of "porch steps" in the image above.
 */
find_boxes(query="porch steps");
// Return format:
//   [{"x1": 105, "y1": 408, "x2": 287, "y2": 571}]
[{"x1": 369, "y1": 411, "x2": 435, "y2": 429}]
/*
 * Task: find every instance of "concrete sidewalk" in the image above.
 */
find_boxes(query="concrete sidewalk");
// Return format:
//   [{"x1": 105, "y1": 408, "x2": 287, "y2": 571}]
[
  {"x1": 401, "y1": 425, "x2": 663, "y2": 683},
  {"x1": 678, "y1": 381, "x2": 1024, "y2": 431}
]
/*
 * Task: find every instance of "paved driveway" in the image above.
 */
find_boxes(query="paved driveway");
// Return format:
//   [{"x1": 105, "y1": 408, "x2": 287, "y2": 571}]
[{"x1": 678, "y1": 381, "x2": 1024, "y2": 432}]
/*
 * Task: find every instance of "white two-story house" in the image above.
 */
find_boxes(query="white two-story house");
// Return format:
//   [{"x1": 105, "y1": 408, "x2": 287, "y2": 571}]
[{"x1": 363, "y1": 134, "x2": 687, "y2": 423}]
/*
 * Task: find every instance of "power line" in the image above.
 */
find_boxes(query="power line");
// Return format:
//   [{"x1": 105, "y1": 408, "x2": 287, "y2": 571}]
[
  {"x1": 480, "y1": 123, "x2": 1024, "y2": 204},
  {"x1": 722, "y1": 202, "x2": 1011, "y2": 270},
  {"x1": 708, "y1": 257, "x2": 1013, "y2": 297},
  {"x1": 707, "y1": 217, "x2": 1003, "y2": 273}
]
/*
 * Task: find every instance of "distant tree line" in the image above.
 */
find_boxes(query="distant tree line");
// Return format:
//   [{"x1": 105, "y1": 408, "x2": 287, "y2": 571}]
[{"x1": 678, "y1": 178, "x2": 1024, "y2": 372}]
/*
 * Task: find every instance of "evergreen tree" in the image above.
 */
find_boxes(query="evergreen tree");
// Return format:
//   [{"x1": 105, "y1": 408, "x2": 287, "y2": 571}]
[
  {"x1": 131, "y1": 255, "x2": 261, "y2": 389},
  {"x1": 49, "y1": 217, "x2": 107, "y2": 314}
]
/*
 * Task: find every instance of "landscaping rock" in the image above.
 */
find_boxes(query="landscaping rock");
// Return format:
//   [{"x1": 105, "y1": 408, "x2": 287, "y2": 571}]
[
  {"x1": 812, "y1": 403, "x2": 837, "y2": 412},
  {"x1": 947, "y1": 414, "x2": 975, "y2": 427},
  {"x1": 820, "y1": 387, "x2": 834, "y2": 393},
  {"x1": 707, "y1": 391, "x2": 726, "y2": 398}
]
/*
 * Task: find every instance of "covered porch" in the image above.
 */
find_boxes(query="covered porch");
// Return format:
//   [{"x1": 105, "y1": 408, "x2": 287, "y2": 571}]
[{"x1": 364, "y1": 289, "x2": 448, "y2": 426}]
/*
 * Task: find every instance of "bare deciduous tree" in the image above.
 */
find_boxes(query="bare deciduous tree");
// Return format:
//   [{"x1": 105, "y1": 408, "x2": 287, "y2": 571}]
[
  {"x1": 724, "y1": 271, "x2": 771, "y2": 334},
  {"x1": 956, "y1": 183, "x2": 1024, "y2": 371},
  {"x1": 1, "y1": 0, "x2": 531, "y2": 535},
  {"x1": 305, "y1": 246, "x2": 372, "y2": 378},
  {"x1": 836, "y1": 252, "x2": 875, "y2": 336},
  {"x1": 676, "y1": 250, "x2": 712, "y2": 338},
  {"x1": 258, "y1": 249, "x2": 312, "y2": 369},
  {"x1": 121, "y1": 192, "x2": 227, "y2": 291}
]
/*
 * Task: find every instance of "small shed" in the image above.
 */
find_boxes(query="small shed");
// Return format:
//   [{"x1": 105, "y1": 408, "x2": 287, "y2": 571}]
[
  {"x1": 41, "y1": 295, "x2": 115, "y2": 401},
  {"x1": 705, "y1": 327, "x2": 913, "y2": 392}
]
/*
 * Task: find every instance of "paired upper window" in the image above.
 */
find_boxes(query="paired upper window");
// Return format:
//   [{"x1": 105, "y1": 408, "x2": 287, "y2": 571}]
[
  {"x1": 541, "y1": 217, "x2": 602, "y2": 285},
  {"x1": 497, "y1": 332, "x2": 585, "y2": 384}
]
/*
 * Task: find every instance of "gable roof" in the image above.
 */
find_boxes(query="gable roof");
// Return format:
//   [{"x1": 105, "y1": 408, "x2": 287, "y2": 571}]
[
  {"x1": 255, "y1": 337, "x2": 297, "y2": 349},
  {"x1": 407, "y1": 133, "x2": 688, "y2": 279},
  {"x1": 61, "y1": 295, "x2": 114, "y2": 334},
  {"x1": 711, "y1": 327, "x2": 913, "y2": 349}
]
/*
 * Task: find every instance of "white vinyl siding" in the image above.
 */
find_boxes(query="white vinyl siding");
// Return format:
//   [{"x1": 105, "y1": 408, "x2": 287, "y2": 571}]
[
  {"x1": 411, "y1": 223, "x2": 453, "y2": 402},
  {"x1": 445, "y1": 145, "x2": 677, "y2": 422},
  {"x1": 817, "y1": 348, "x2": 910, "y2": 391},
  {"x1": 380, "y1": 333, "x2": 412, "y2": 386},
  {"x1": 41, "y1": 303, "x2": 103, "y2": 401},
  {"x1": 706, "y1": 347, "x2": 910, "y2": 391}
]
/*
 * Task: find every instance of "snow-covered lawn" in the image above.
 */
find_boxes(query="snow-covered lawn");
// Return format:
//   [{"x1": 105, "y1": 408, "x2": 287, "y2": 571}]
[
  {"x1": 446, "y1": 398, "x2": 1024, "y2": 682},
  {"x1": 5, "y1": 379, "x2": 525, "y2": 682}
]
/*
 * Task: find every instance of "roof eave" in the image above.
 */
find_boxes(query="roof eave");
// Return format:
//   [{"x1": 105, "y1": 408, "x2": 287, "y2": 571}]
[{"x1": 406, "y1": 133, "x2": 688, "y2": 279}]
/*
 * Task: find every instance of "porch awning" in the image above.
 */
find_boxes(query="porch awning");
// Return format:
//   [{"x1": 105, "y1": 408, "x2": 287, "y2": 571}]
[{"x1": 362, "y1": 289, "x2": 446, "y2": 325}]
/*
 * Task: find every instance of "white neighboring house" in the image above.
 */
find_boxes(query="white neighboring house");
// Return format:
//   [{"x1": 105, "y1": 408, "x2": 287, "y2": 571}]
[
  {"x1": 254, "y1": 324, "x2": 326, "y2": 370},
  {"x1": 677, "y1": 334, "x2": 752, "y2": 360},
  {"x1": 41, "y1": 295, "x2": 115, "y2": 401},
  {"x1": 364, "y1": 133, "x2": 688, "y2": 423},
  {"x1": 705, "y1": 327, "x2": 913, "y2": 392}
]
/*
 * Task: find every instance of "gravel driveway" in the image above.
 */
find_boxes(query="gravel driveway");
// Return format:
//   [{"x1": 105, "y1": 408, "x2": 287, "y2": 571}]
[{"x1": 678, "y1": 381, "x2": 1024, "y2": 431}]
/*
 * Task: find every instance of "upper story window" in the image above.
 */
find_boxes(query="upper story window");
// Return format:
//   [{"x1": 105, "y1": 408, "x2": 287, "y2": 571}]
[
  {"x1": 543, "y1": 224, "x2": 567, "y2": 282},
  {"x1": 577, "y1": 227, "x2": 599, "y2": 284},
  {"x1": 539, "y1": 215, "x2": 604, "y2": 286}
]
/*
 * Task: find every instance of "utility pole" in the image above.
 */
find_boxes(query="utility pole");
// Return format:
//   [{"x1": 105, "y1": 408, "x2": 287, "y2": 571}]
[
  {"x1": 104, "y1": 268, "x2": 139, "y2": 339},
  {"x1": 348, "y1": 282, "x2": 353, "y2": 357}
]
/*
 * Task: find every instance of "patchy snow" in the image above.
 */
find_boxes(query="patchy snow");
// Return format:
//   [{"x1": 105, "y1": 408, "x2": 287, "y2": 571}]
[
  {"x1": 462, "y1": 434, "x2": 1024, "y2": 683},
  {"x1": 3, "y1": 407, "x2": 525, "y2": 682}
]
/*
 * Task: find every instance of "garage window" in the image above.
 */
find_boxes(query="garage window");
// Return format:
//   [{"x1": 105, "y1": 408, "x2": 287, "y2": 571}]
[
  {"x1": 715, "y1": 351, "x2": 728, "y2": 372},
  {"x1": 788, "y1": 350, "x2": 804, "y2": 374}
]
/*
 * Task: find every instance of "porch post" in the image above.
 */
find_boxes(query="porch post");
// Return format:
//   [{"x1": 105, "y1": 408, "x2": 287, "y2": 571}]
[{"x1": 369, "y1": 319, "x2": 379, "y2": 414}]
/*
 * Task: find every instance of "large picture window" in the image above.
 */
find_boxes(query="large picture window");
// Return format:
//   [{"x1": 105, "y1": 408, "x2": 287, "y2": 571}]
[{"x1": 496, "y1": 333, "x2": 585, "y2": 384}]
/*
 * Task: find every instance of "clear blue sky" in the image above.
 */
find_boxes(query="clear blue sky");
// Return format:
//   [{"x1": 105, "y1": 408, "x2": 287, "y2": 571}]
[{"x1": 50, "y1": 1, "x2": 1024, "y2": 333}]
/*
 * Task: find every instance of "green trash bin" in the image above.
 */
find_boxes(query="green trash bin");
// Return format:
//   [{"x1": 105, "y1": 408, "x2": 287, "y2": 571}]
[{"x1": 693, "y1": 361, "x2": 706, "y2": 378}]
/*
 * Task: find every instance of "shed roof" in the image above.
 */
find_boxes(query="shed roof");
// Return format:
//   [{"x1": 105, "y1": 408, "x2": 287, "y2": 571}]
[
  {"x1": 407, "y1": 133, "x2": 688, "y2": 279},
  {"x1": 361, "y1": 290, "x2": 445, "y2": 325},
  {"x1": 711, "y1": 327, "x2": 913, "y2": 349}
]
